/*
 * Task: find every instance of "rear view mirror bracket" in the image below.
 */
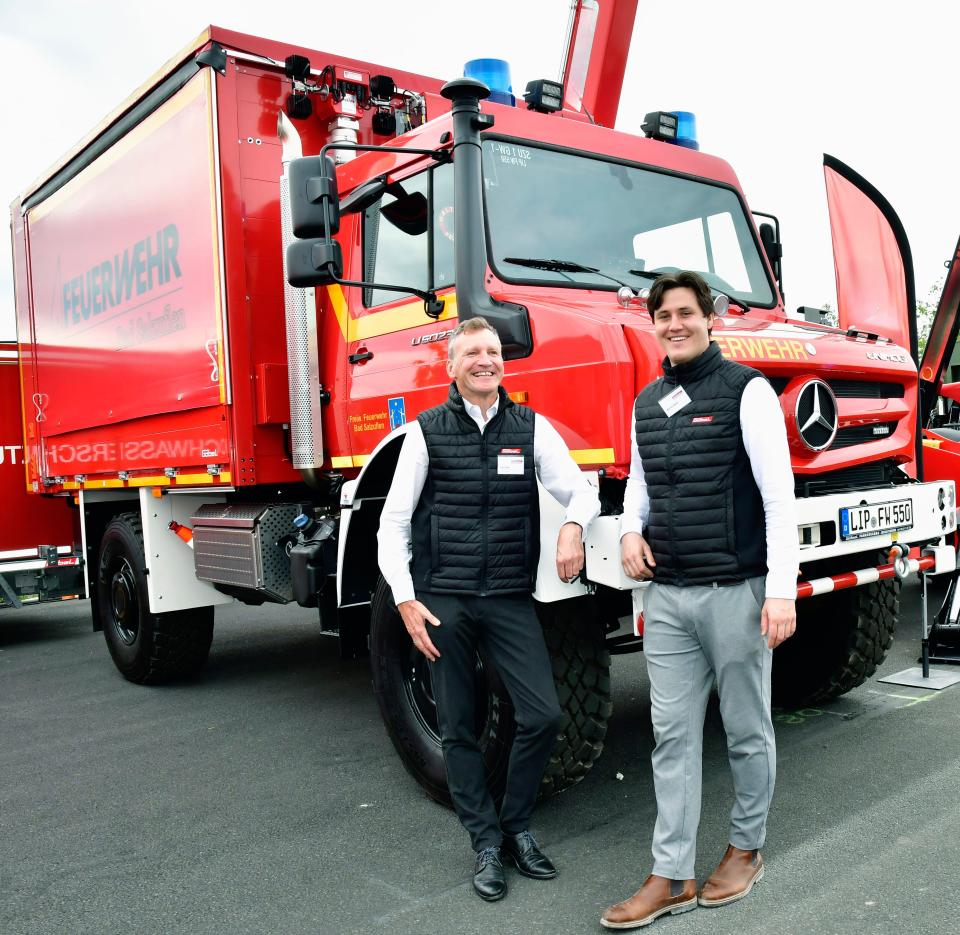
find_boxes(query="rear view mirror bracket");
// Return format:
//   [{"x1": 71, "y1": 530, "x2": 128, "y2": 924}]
[{"x1": 285, "y1": 141, "x2": 451, "y2": 317}]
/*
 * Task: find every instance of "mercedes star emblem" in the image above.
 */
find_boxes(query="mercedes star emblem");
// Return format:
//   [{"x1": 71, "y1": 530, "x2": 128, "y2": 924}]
[{"x1": 795, "y1": 380, "x2": 838, "y2": 451}]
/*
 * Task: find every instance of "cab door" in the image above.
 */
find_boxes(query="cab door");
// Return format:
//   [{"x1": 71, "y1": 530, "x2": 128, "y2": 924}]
[
  {"x1": 823, "y1": 154, "x2": 916, "y2": 357},
  {"x1": 342, "y1": 160, "x2": 458, "y2": 464}
]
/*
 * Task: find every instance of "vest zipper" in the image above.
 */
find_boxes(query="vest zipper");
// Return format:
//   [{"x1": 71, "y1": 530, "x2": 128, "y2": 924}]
[
  {"x1": 666, "y1": 404, "x2": 680, "y2": 576},
  {"x1": 480, "y1": 431, "x2": 488, "y2": 596}
]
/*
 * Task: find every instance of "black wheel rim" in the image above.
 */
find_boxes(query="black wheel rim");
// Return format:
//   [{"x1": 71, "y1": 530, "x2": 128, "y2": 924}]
[
  {"x1": 401, "y1": 634, "x2": 494, "y2": 746},
  {"x1": 405, "y1": 649, "x2": 440, "y2": 740},
  {"x1": 109, "y1": 557, "x2": 140, "y2": 646}
]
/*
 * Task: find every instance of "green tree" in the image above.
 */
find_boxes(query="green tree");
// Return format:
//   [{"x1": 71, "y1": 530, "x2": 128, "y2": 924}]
[{"x1": 916, "y1": 279, "x2": 945, "y2": 357}]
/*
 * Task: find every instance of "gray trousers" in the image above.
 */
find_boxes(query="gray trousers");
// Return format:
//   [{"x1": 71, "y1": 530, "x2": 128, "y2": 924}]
[{"x1": 643, "y1": 578, "x2": 776, "y2": 880}]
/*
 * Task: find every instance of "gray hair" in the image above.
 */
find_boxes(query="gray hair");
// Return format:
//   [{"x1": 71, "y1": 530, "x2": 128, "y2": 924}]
[{"x1": 447, "y1": 316, "x2": 499, "y2": 359}]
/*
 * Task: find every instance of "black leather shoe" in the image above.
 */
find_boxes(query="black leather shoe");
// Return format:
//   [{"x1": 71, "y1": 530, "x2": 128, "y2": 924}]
[
  {"x1": 473, "y1": 846, "x2": 507, "y2": 901},
  {"x1": 502, "y1": 831, "x2": 558, "y2": 879}
]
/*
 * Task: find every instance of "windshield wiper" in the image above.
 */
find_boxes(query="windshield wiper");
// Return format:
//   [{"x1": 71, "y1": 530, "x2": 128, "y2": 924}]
[
  {"x1": 627, "y1": 268, "x2": 750, "y2": 314},
  {"x1": 503, "y1": 257, "x2": 636, "y2": 291}
]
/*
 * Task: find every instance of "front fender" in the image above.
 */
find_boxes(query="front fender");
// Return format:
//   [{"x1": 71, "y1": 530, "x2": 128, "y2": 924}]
[{"x1": 337, "y1": 426, "x2": 410, "y2": 608}]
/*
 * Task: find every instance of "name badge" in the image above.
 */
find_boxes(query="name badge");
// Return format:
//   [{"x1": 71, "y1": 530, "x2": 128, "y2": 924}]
[
  {"x1": 498, "y1": 447, "x2": 524, "y2": 475},
  {"x1": 659, "y1": 385, "x2": 691, "y2": 417}
]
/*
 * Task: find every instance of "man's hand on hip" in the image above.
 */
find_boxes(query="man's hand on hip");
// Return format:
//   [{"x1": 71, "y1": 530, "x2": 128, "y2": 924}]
[
  {"x1": 621, "y1": 532, "x2": 655, "y2": 580},
  {"x1": 397, "y1": 599, "x2": 442, "y2": 662},
  {"x1": 556, "y1": 522, "x2": 584, "y2": 583},
  {"x1": 761, "y1": 597, "x2": 796, "y2": 649}
]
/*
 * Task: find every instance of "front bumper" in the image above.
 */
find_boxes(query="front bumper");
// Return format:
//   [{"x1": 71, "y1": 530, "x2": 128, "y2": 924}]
[
  {"x1": 796, "y1": 479, "x2": 955, "y2": 565},
  {"x1": 580, "y1": 479, "x2": 956, "y2": 595}
]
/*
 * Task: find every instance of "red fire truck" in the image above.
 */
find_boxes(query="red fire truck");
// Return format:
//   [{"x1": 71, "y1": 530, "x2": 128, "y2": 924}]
[
  {"x1": 9, "y1": 2, "x2": 958, "y2": 802},
  {"x1": 0, "y1": 342, "x2": 83, "y2": 608}
]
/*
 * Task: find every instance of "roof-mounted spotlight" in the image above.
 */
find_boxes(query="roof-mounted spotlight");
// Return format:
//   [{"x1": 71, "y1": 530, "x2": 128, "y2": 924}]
[
  {"x1": 523, "y1": 79, "x2": 563, "y2": 113},
  {"x1": 286, "y1": 92, "x2": 313, "y2": 120},
  {"x1": 284, "y1": 55, "x2": 312, "y2": 82},
  {"x1": 641, "y1": 111, "x2": 679, "y2": 142},
  {"x1": 372, "y1": 110, "x2": 395, "y2": 135},
  {"x1": 369, "y1": 74, "x2": 396, "y2": 99}
]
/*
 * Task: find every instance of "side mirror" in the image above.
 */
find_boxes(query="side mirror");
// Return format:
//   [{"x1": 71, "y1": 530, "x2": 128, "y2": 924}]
[
  {"x1": 286, "y1": 239, "x2": 343, "y2": 287},
  {"x1": 381, "y1": 187, "x2": 429, "y2": 236},
  {"x1": 289, "y1": 156, "x2": 340, "y2": 238},
  {"x1": 758, "y1": 222, "x2": 782, "y2": 268},
  {"x1": 286, "y1": 155, "x2": 344, "y2": 288}
]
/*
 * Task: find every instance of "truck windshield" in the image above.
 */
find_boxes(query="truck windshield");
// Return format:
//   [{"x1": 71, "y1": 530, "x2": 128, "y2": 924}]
[{"x1": 482, "y1": 140, "x2": 774, "y2": 306}]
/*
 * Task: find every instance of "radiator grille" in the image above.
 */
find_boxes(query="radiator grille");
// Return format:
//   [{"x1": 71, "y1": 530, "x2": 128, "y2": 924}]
[{"x1": 794, "y1": 460, "x2": 907, "y2": 498}]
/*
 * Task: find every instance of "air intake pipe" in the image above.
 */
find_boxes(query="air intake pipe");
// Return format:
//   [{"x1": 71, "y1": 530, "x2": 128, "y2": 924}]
[{"x1": 439, "y1": 79, "x2": 532, "y2": 359}]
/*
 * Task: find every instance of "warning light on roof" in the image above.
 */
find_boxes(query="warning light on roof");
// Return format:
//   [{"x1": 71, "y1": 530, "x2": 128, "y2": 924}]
[
  {"x1": 673, "y1": 111, "x2": 699, "y2": 150},
  {"x1": 641, "y1": 110, "x2": 699, "y2": 150},
  {"x1": 464, "y1": 58, "x2": 515, "y2": 106}
]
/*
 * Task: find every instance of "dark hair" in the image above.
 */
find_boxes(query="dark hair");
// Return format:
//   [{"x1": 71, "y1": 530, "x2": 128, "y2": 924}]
[{"x1": 646, "y1": 271, "x2": 714, "y2": 320}]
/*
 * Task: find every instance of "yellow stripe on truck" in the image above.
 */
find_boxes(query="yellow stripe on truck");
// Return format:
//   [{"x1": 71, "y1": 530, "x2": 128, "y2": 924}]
[
  {"x1": 327, "y1": 286, "x2": 458, "y2": 342},
  {"x1": 330, "y1": 448, "x2": 616, "y2": 470},
  {"x1": 570, "y1": 448, "x2": 615, "y2": 465}
]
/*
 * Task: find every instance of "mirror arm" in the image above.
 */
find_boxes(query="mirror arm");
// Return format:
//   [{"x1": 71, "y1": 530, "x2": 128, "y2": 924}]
[
  {"x1": 325, "y1": 267, "x2": 445, "y2": 319},
  {"x1": 316, "y1": 141, "x2": 451, "y2": 317}
]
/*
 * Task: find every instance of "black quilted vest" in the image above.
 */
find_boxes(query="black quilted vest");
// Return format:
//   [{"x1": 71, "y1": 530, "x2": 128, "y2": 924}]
[
  {"x1": 411, "y1": 383, "x2": 539, "y2": 595},
  {"x1": 634, "y1": 342, "x2": 767, "y2": 586}
]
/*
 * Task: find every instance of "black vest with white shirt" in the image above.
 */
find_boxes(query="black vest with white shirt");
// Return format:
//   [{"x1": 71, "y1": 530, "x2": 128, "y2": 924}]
[
  {"x1": 633, "y1": 342, "x2": 768, "y2": 586},
  {"x1": 411, "y1": 383, "x2": 539, "y2": 595}
]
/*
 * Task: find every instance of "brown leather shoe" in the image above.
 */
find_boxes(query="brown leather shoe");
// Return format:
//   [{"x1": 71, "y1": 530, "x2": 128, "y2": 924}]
[
  {"x1": 698, "y1": 845, "x2": 764, "y2": 907},
  {"x1": 601, "y1": 874, "x2": 697, "y2": 929}
]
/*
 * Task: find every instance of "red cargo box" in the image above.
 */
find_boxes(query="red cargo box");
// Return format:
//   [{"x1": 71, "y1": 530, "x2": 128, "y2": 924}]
[
  {"x1": 0, "y1": 342, "x2": 82, "y2": 607},
  {"x1": 12, "y1": 27, "x2": 447, "y2": 497}
]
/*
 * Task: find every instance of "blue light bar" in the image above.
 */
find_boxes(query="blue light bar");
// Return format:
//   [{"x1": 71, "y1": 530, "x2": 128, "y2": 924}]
[
  {"x1": 464, "y1": 58, "x2": 515, "y2": 106},
  {"x1": 673, "y1": 111, "x2": 699, "y2": 150}
]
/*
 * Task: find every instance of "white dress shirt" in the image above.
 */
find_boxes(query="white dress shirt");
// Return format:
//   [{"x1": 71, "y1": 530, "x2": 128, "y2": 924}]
[
  {"x1": 621, "y1": 376, "x2": 799, "y2": 599},
  {"x1": 378, "y1": 395, "x2": 600, "y2": 605}
]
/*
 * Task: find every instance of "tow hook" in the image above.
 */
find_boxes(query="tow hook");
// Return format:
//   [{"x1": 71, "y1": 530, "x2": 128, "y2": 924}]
[{"x1": 890, "y1": 542, "x2": 911, "y2": 580}]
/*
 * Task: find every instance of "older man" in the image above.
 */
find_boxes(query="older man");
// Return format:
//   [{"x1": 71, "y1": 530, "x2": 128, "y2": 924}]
[{"x1": 378, "y1": 316, "x2": 599, "y2": 902}]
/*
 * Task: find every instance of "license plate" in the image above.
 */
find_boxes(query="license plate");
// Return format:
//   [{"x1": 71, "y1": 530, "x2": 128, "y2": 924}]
[{"x1": 839, "y1": 498, "x2": 913, "y2": 541}]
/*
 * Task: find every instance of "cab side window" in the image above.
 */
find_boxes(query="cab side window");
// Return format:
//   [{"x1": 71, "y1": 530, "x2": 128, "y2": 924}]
[{"x1": 363, "y1": 162, "x2": 455, "y2": 308}]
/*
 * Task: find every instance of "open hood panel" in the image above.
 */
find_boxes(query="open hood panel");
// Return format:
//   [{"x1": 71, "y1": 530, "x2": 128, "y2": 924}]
[
  {"x1": 823, "y1": 154, "x2": 916, "y2": 359},
  {"x1": 919, "y1": 235, "x2": 960, "y2": 422}
]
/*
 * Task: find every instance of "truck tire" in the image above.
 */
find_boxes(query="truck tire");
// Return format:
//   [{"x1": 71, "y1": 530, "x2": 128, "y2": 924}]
[
  {"x1": 772, "y1": 576, "x2": 899, "y2": 707},
  {"x1": 97, "y1": 513, "x2": 214, "y2": 684},
  {"x1": 535, "y1": 596, "x2": 613, "y2": 797},
  {"x1": 369, "y1": 578, "x2": 611, "y2": 806}
]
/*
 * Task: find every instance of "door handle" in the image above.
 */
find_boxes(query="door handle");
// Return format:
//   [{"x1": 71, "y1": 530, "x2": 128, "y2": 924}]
[{"x1": 348, "y1": 350, "x2": 374, "y2": 365}]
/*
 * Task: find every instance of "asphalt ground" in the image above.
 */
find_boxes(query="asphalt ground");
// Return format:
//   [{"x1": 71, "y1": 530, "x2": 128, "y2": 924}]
[{"x1": 2, "y1": 577, "x2": 959, "y2": 935}]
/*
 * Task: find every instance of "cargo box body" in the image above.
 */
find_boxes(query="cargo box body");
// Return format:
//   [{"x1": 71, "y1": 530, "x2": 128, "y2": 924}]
[
  {"x1": 11, "y1": 27, "x2": 446, "y2": 496},
  {"x1": 0, "y1": 342, "x2": 82, "y2": 606}
]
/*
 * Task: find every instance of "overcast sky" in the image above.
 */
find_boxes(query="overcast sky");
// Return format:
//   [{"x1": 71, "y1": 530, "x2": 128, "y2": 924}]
[{"x1": 2, "y1": 0, "x2": 957, "y2": 339}]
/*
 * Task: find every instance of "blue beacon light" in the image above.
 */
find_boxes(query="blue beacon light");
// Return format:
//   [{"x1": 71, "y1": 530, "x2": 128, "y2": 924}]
[
  {"x1": 463, "y1": 58, "x2": 516, "y2": 106},
  {"x1": 672, "y1": 111, "x2": 699, "y2": 150}
]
